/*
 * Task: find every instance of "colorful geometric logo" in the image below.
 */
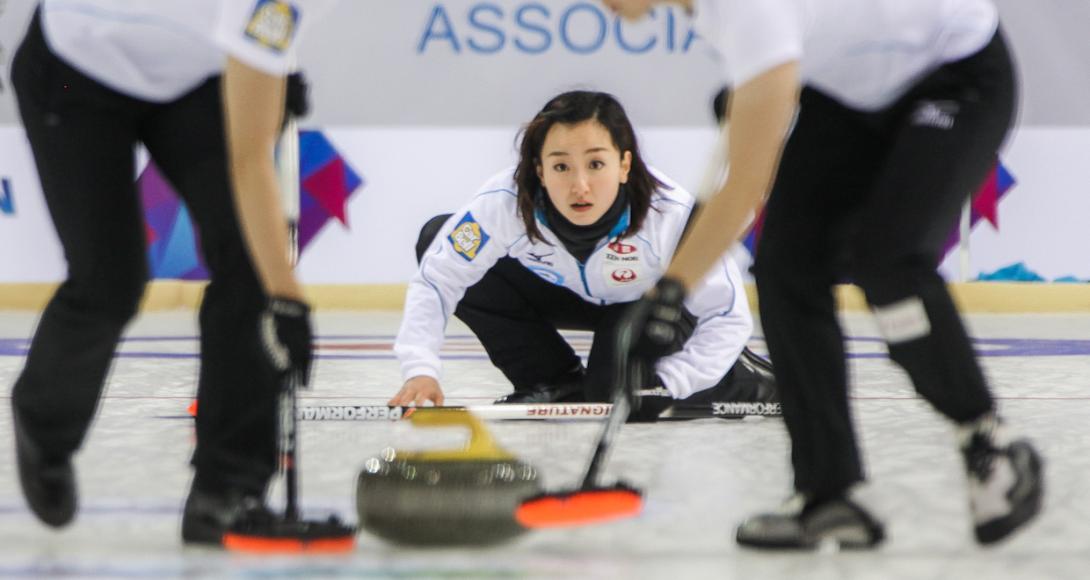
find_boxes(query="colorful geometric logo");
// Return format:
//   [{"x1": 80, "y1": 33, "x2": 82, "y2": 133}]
[
  {"x1": 297, "y1": 131, "x2": 363, "y2": 250},
  {"x1": 139, "y1": 130, "x2": 363, "y2": 279},
  {"x1": 140, "y1": 165, "x2": 204, "y2": 279},
  {"x1": 942, "y1": 160, "x2": 1016, "y2": 254},
  {"x1": 0, "y1": 177, "x2": 14, "y2": 215}
]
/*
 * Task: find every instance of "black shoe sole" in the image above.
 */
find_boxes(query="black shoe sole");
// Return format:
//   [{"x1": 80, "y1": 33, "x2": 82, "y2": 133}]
[
  {"x1": 736, "y1": 497, "x2": 885, "y2": 551},
  {"x1": 181, "y1": 519, "x2": 226, "y2": 546},
  {"x1": 13, "y1": 409, "x2": 77, "y2": 528},
  {"x1": 736, "y1": 531, "x2": 883, "y2": 551},
  {"x1": 975, "y1": 442, "x2": 1044, "y2": 545},
  {"x1": 18, "y1": 469, "x2": 77, "y2": 528}
]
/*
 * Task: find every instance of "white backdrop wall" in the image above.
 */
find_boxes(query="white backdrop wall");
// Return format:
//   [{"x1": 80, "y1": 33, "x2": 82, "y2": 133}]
[
  {"x1": 2, "y1": 125, "x2": 1089, "y2": 283},
  {"x1": 2, "y1": 0, "x2": 1088, "y2": 127},
  {"x1": 1, "y1": 0, "x2": 1088, "y2": 284}
]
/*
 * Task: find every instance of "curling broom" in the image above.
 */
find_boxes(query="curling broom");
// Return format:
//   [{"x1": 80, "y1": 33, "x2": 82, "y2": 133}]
[
  {"x1": 514, "y1": 117, "x2": 737, "y2": 529},
  {"x1": 222, "y1": 77, "x2": 355, "y2": 553}
]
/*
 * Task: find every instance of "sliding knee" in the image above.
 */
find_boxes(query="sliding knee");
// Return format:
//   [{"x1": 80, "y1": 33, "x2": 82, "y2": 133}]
[{"x1": 415, "y1": 213, "x2": 454, "y2": 263}]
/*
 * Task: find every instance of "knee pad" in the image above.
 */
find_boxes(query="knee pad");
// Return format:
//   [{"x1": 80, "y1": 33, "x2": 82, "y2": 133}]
[
  {"x1": 870, "y1": 296, "x2": 932, "y2": 345},
  {"x1": 854, "y1": 260, "x2": 940, "y2": 345},
  {"x1": 416, "y1": 213, "x2": 454, "y2": 263}
]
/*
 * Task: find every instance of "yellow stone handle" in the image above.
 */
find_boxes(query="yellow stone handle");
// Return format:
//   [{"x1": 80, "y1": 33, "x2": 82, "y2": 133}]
[{"x1": 400, "y1": 409, "x2": 513, "y2": 462}]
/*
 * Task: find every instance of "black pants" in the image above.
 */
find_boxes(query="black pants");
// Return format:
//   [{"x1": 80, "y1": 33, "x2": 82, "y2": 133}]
[
  {"x1": 415, "y1": 215, "x2": 742, "y2": 404},
  {"x1": 753, "y1": 31, "x2": 1016, "y2": 500},
  {"x1": 10, "y1": 12, "x2": 276, "y2": 495}
]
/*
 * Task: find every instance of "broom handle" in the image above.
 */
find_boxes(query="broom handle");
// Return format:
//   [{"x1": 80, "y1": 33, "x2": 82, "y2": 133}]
[
  {"x1": 579, "y1": 298, "x2": 644, "y2": 488},
  {"x1": 278, "y1": 102, "x2": 301, "y2": 266},
  {"x1": 290, "y1": 400, "x2": 780, "y2": 422},
  {"x1": 276, "y1": 63, "x2": 303, "y2": 521},
  {"x1": 580, "y1": 390, "x2": 630, "y2": 488},
  {"x1": 281, "y1": 372, "x2": 301, "y2": 521}
]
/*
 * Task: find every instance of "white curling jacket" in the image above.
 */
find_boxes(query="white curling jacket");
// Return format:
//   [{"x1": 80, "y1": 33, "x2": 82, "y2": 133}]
[
  {"x1": 394, "y1": 167, "x2": 753, "y2": 400},
  {"x1": 692, "y1": 0, "x2": 998, "y2": 111},
  {"x1": 41, "y1": 0, "x2": 338, "y2": 102}
]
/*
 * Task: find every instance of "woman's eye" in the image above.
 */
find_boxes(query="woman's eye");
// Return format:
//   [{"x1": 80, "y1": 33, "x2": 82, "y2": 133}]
[
  {"x1": 553, "y1": 163, "x2": 568, "y2": 172},
  {"x1": 590, "y1": 160, "x2": 605, "y2": 170}
]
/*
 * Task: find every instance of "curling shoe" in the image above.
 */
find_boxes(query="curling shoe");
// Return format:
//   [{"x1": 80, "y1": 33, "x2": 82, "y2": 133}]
[
  {"x1": 729, "y1": 347, "x2": 780, "y2": 404},
  {"x1": 736, "y1": 493, "x2": 885, "y2": 550},
  {"x1": 13, "y1": 407, "x2": 76, "y2": 528},
  {"x1": 494, "y1": 366, "x2": 585, "y2": 404},
  {"x1": 181, "y1": 487, "x2": 271, "y2": 546},
  {"x1": 959, "y1": 414, "x2": 1043, "y2": 545}
]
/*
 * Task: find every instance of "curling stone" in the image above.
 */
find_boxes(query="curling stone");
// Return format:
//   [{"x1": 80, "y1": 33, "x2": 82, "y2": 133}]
[{"x1": 356, "y1": 409, "x2": 540, "y2": 546}]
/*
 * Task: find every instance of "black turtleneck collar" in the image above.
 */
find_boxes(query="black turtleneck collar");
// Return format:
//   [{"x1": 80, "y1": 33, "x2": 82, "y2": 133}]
[{"x1": 540, "y1": 188, "x2": 628, "y2": 264}]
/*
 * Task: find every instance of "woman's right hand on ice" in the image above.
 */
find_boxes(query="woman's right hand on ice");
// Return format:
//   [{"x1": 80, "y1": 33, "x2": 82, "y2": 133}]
[{"x1": 388, "y1": 376, "x2": 444, "y2": 407}]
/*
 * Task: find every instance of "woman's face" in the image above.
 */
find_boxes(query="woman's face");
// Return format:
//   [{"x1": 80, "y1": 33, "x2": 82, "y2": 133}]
[{"x1": 537, "y1": 120, "x2": 632, "y2": 226}]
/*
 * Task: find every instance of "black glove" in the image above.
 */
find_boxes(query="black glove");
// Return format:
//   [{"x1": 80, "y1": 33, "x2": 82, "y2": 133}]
[
  {"x1": 614, "y1": 277, "x2": 689, "y2": 412},
  {"x1": 712, "y1": 86, "x2": 731, "y2": 125},
  {"x1": 259, "y1": 297, "x2": 314, "y2": 388},
  {"x1": 285, "y1": 72, "x2": 310, "y2": 120},
  {"x1": 631, "y1": 277, "x2": 689, "y2": 358},
  {"x1": 628, "y1": 376, "x2": 676, "y2": 423}
]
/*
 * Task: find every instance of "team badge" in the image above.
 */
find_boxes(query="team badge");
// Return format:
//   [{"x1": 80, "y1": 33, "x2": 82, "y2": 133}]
[
  {"x1": 449, "y1": 212, "x2": 490, "y2": 261},
  {"x1": 245, "y1": 0, "x2": 300, "y2": 53}
]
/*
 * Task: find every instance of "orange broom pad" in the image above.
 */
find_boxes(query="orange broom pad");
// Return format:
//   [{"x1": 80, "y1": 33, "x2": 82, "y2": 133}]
[
  {"x1": 515, "y1": 487, "x2": 642, "y2": 529},
  {"x1": 223, "y1": 532, "x2": 355, "y2": 554}
]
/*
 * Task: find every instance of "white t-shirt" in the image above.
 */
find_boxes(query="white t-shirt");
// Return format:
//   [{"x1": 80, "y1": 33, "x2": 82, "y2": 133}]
[
  {"x1": 394, "y1": 167, "x2": 754, "y2": 400},
  {"x1": 41, "y1": 0, "x2": 337, "y2": 102},
  {"x1": 692, "y1": 0, "x2": 999, "y2": 110}
]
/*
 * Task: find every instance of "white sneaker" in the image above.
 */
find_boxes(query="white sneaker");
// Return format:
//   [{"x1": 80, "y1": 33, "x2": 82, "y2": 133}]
[
  {"x1": 959, "y1": 414, "x2": 1044, "y2": 545},
  {"x1": 736, "y1": 492, "x2": 885, "y2": 550}
]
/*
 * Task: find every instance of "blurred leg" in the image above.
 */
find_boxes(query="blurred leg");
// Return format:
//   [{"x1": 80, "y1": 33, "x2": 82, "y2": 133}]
[
  {"x1": 141, "y1": 78, "x2": 277, "y2": 495},
  {"x1": 10, "y1": 11, "x2": 149, "y2": 458},
  {"x1": 753, "y1": 89, "x2": 883, "y2": 500}
]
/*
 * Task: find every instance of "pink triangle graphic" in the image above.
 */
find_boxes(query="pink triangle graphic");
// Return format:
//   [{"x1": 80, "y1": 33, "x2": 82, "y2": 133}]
[
  {"x1": 973, "y1": 164, "x2": 1000, "y2": 229},
  {"x1": 302, "y1": 158, "x2": 350, "y2": 226}
]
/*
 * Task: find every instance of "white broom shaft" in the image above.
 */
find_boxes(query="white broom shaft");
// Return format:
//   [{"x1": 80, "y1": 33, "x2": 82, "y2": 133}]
[
  {"x1": 695, "y1": 123, "x2": 730, "y2": 202},
  {"x1": 277, "y1": 114, "x2": 301, "y2": 266},
  {"x1": 298, "y1": 403, "x2": 613, "y2": 422},
  {"x1": 295, "y1": 402, "x2": 782, "y2": 422},
  {"x1": 274, "y1": 66, "x2": 302, "y2": 517},
  {"x1": 958, "y1": 199, "x2": 971, "y2": 282}
]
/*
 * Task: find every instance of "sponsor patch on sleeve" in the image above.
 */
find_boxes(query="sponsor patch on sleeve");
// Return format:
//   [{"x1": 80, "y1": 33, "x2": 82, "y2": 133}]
[
  {"x1": 448, "y1": 212, "x2": 490, "y2": 261},
  {"x1": 244, "y1": 0, "x2": 300, "y2": 53}
]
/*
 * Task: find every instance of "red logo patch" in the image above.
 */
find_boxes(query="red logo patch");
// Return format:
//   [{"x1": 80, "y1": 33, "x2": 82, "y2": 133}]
[
  {"x1": 611, "y1": 268, "x2": 637, "y2": 283},
  {"x1": 608, "y1": 242, "x2": 637, "y2": 255}
]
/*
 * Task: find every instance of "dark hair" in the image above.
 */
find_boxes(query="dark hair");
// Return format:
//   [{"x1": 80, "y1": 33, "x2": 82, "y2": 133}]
[{"x1": 514, "y1": 91, "x2": 667, "y2": 243}]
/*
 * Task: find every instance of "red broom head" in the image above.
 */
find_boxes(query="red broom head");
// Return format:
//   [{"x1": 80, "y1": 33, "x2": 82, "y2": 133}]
[
  {"x1": 222, "y1": 532, "x2": 355, "y2": 554},
  {"x1": 515, "y1": 486, "x2": 643, "y2": 529}
]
